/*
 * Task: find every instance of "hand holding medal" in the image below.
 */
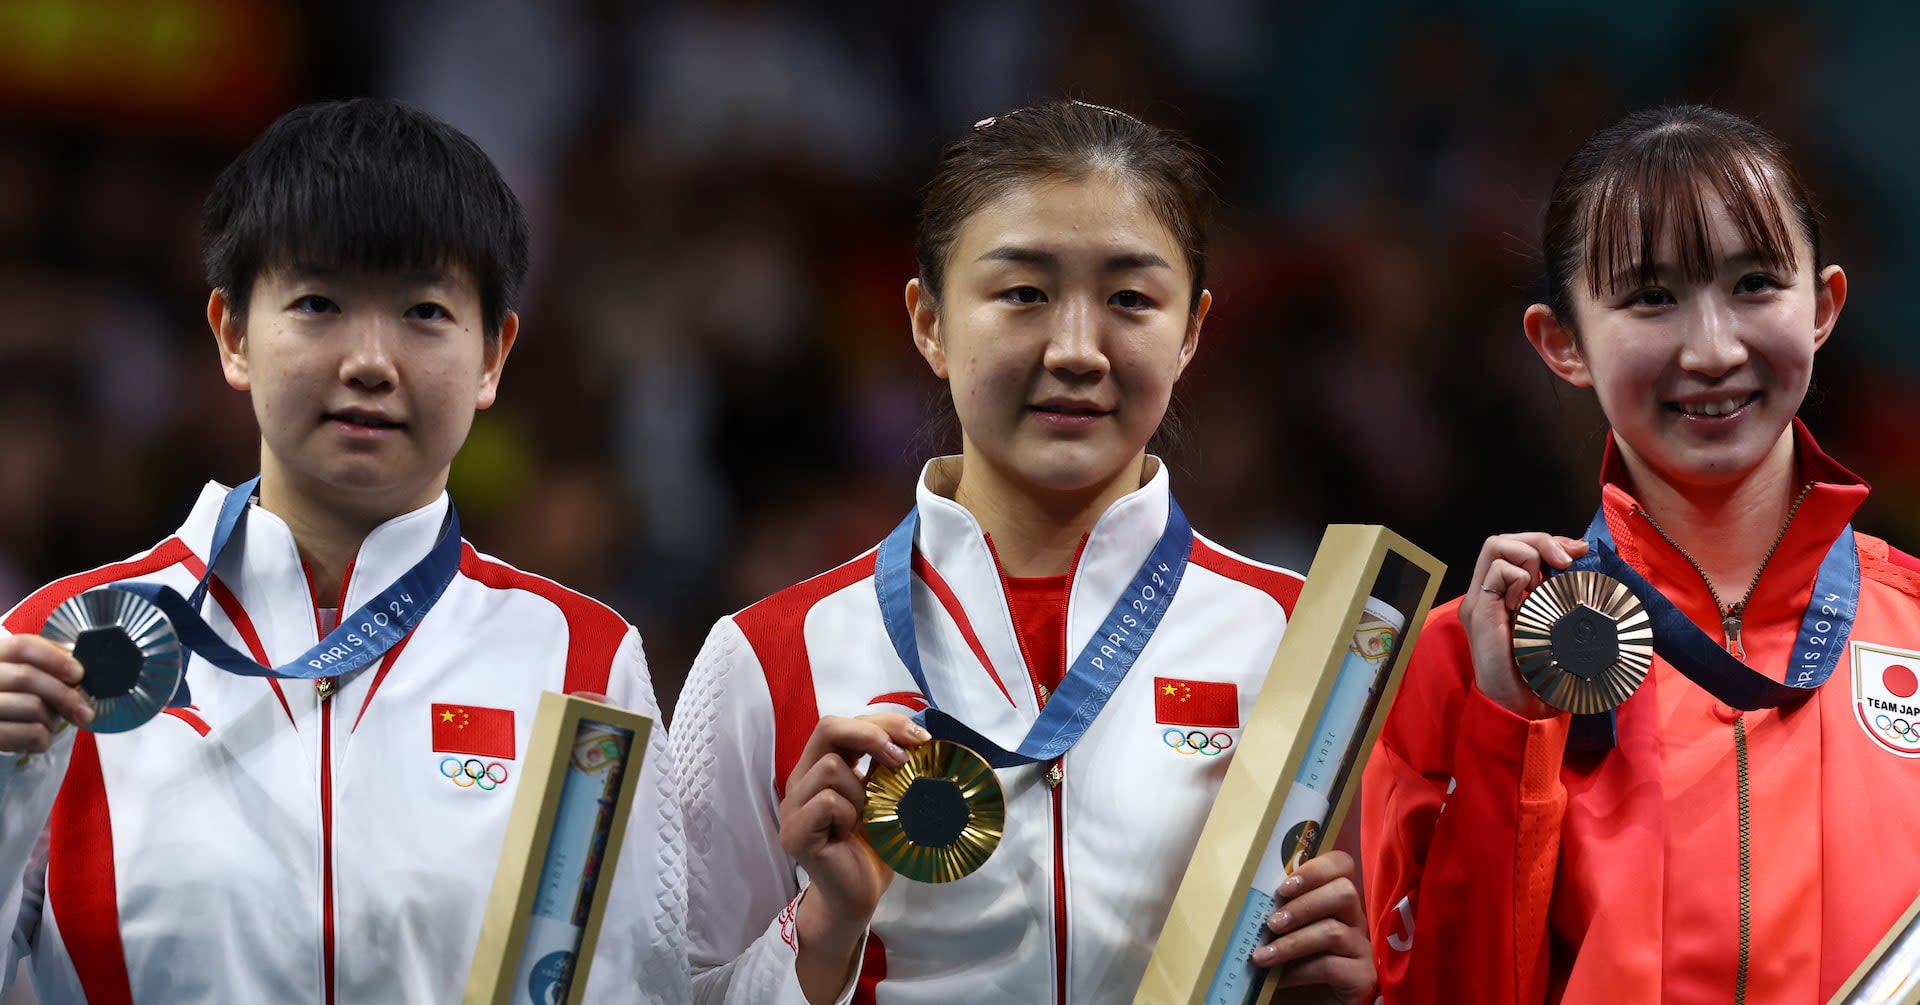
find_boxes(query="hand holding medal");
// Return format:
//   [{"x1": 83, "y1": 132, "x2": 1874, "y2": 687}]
[
  {"x1": 0, "y1": 631, "x2": 95, "y2": 752},
  {"x1": 1462, "y1": 532, "x2": 1592, "y2": 720},
  {"x1": 39, "y1": 587, "x2": 186, "y2": 733},
  {"x1": 1470, "y1": 532, "x2": 1655, "y2": 716},
  {"x1": 778, "y1": 713, "x2": 947, "y2": 997}
]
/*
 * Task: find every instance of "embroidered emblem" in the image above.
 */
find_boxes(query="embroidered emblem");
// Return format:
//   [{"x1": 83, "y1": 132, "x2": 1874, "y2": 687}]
[
  {"x1": 1154, "y1": 676, "x2": 1240, "y2": 728},
  {"x1": 867, "y1": 691, "x2": 930, "y2": 712},
  {"x1": 431, "y1": 703, "x2": 516, "y2": 759},
  {"x1": 439, "y1": 756, "x2": 511, "y2": 791},
  {"x1": 1851, "y1": 641, "x2": 1920, "y2": 757}
]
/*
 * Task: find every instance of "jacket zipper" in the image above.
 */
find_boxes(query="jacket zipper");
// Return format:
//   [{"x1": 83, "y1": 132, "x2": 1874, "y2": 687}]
[
  {"x1": 1632, "y1": 482, "x2": 1813, "y2": 659},
  {"x1": 995, "y1": 558, "x2": 1075, "y2": 1003},
  {"x1": 308, "y1": 566, "x2": 346, "y2": 1005},
  {"x1": 319, "y1": 682, "x2": 338, "y2": 1005},
  {"x1": 1634, "y1": 488, "x2": 1807, "y2": 1005}
]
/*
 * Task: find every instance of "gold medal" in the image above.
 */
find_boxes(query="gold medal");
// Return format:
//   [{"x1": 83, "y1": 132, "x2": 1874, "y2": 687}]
[
  {"x1": 863, "y1": 740, "x2": 1004, "y2": 884},
  {"x1": 1511, "y1": 571, "x2": 1654, "y2": 714},
  {"x1": 40, "y1": 587, "x2": 184, "y2": 733}
]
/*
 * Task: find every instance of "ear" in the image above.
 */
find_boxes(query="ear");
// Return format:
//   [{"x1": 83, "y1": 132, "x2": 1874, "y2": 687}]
[
  {"x1": 1173, "y1": 289, "x2": 1210, "y2": 381},
  {"x1": 1812, "y1": 264, "x2": 1847, "y2": 352},
  {"x1": 209, "y1": 289, "x2": 250, "y2": 392},
  {"x1": 1522, "y1": 303, "x2": 1591, "y2": 388},
  {"x1": 906, "y1": 278, "x2": 947, "y2": 379},
  {"x1": 475, "y1": 310, "x2": 520, "y2": 410}
]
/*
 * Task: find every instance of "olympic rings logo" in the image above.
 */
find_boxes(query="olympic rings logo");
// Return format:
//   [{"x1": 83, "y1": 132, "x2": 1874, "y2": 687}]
[
  {"x1": 440, "y1": 756, "x2": 511, "y2": 790},
  {"x1": 1874, "y1": 714, "x2": 1920, "y2": 744},
  {"x1": 1163, "y1": 728, "x2": 1235, "y2": 756}
]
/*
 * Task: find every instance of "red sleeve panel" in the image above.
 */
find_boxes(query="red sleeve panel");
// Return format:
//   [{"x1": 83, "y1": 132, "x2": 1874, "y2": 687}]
[{"x1": 1362, "y1": 599, "x2": 1570, "y2": 1004}]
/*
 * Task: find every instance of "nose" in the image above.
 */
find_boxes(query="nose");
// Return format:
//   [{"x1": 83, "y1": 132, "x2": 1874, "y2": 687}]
[
  {"x1": 1676, "y1": 294, "x2": 1749, "y2": 377},
  {"x1": 1042, "y1": 297, "x2": 1109, "y2": 378},
  {"x1": 339, "y1": 319, "x2": 399, "y2": 390}
]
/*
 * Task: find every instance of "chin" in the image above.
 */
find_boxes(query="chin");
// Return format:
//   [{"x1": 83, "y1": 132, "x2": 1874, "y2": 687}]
[{"x1": 1014, "y1": 455, "x2": 1141, "y2": 499}]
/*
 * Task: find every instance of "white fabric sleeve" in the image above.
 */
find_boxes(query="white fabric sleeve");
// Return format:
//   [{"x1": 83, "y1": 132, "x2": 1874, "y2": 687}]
[
  {"x1": 582, "y1": 627, "x2": 692, "y2": 1005},
  {"x1": 672, "y1": 619, "x2": 860, "y2": 1005},
  {"x1": 0, "y1": 630, "x2": 76, "y2": 993}
]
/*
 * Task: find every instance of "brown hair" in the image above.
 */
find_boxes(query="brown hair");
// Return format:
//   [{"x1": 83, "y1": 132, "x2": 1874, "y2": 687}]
[
  {"x1": 915, "y1": 100, "x2": 1214, "y2": 315},
  {"x1": 1541, "y1": 104, "x2": 1823, "y2": 326}
]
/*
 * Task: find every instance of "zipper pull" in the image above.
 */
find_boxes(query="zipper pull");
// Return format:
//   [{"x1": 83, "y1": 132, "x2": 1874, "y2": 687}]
[
  {"x1": 315, "y1": 677, "x2": 336, "y2": 702},
  {"x1": 1722, "y1": 605, "x2": 1746, "y2": 661},
  {"x1": 1036, "y1": 682, "x2": 1050, "y2": 709},
  {"x1": 1044, "y1": 760, "x2": 1063, "y2": 789}
]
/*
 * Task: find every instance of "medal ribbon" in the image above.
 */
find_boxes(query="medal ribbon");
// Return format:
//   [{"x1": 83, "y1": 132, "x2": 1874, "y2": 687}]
[
  {"x1": 112, "y1": 476, "x2": 462, "y2": 705},
  {"x1": 875, "y1": 498, "x2": 1192, "y2": 769},
  {"x1": 1562, "y1": 507, "x2": 1858, "y2": 750}
]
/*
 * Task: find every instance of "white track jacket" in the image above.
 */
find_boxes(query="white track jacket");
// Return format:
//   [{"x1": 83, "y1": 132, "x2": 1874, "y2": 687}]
[
  {"x1": 674, "y1": 458, "x2": 1304, "y2": 1004},
  {"x1": 0, "y1": 484, "x2": 689, "y2": 1004}
]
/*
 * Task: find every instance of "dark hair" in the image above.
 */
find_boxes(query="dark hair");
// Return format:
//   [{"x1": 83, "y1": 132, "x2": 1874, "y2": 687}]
[
  {"x1": 202, "y1": 97, "x2": 529, "y2": 337},
  {"x1": 1541, "y1": 104, "x2": 1822, "y2": 326},
  {"x1": 915, "y1": 100, "x2": 1214, "y2": 315}
]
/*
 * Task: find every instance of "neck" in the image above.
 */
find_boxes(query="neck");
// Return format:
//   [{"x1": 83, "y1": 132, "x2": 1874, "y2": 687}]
[
  {"x1": 1617, "y1": 430, "x2": 1802, "y2": 601},
  {"x1": 255, "y1": 466, "x2": 432, "y2": 609},
  {"x1": 948, "y1": 450, "x2": 1150, "y2": 577}
]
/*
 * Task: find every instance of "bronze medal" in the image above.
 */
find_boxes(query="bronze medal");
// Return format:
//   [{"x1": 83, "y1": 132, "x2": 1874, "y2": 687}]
[
  {"x1": 863, "y1": 740, "x2": 1004, "y2": 884},
  {"x1": 1511, "y1": 571, "x2": 1654, "y2": 714}
]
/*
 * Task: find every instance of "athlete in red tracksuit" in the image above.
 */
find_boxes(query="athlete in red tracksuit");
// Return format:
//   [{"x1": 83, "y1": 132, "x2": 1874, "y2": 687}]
[{"x1": 1362, "y1": 105, "x2": 1920, "y2": 1004}]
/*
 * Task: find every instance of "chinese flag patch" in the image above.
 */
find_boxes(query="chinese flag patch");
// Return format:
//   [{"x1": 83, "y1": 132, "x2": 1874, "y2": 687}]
[
  {"x1": 1154, "y1": 677, "x2": 1240, "y2": 728},
  {"x1": 431, "y1": 704, "x2": 516, "y2": 759}
]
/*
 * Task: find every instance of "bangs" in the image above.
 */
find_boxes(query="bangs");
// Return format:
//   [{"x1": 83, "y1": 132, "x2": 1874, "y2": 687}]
[
  {"x1": 234, "y1": 149, "x2": 511, "y2": 292},
  {"x1": 254, "y1": 168, "x2": 485, "y2": 283},
  {"x1": 1583, "y1": 127, "x2": 1800, "y2": 298}
]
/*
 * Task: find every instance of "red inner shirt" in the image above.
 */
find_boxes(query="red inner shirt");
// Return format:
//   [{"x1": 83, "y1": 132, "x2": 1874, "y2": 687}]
[{"x1": 999, "y1": 572, "x2": 1071, "y2": 700}]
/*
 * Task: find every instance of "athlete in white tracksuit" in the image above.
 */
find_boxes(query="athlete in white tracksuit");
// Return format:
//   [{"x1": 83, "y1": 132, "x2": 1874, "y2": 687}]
[
  {"x1": 672, "y1": 100, "x2": 1377, "y2": 1005},
  {"x1": 676, "y1": 458, "x2": 1303, "y2": 1002},
  {"x1": 0, "y1": 485, "x2": 686, "y2": 1004},
  {"x1": 0, "y1": 98, "x2": 689, "y2": 1004}
]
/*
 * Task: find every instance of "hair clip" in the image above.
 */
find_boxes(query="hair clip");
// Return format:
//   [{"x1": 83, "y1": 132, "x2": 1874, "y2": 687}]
[
  {"x1": 1068, "y1": 100, "x2": 1144, "y2": 125},
  {"x1": 973, "y1": 116, "x2": 997, "y2": 130}
]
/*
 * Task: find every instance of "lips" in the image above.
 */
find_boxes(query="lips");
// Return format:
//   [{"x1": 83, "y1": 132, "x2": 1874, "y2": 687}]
[
  {"x1": 327, "y1": 408, "x2": 403, "y2": 429},
  {"x1": 1669, "y1": 392, "x2": 1759, "y2": 418},
  {"x1": 1029, "y1": 399, "x2": 1110, "y2": 417}
]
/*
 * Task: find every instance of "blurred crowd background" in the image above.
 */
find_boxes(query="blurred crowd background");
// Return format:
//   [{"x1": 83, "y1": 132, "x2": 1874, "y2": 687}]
[{"x1": 2, "y1": 0, "x2": 1918, "y2": 722}]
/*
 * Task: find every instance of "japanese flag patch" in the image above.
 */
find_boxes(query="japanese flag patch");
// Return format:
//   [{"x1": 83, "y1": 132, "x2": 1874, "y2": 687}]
[{"x1": 1852, "y1": 641, "x2": 1920, "y2": 758}]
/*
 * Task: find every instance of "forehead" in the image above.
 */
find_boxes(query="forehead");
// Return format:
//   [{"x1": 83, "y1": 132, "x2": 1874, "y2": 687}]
[{"x1": 952, "y1": 172, "x2": 1185, "y2": 268}]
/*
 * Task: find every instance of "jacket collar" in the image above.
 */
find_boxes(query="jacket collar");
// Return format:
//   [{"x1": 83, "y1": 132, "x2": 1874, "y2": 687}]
[
  {"x1": 909, "y1": 456, "x2": 1175, "y2": 717},
  {"x1": 1596, "y1": 418, "x2": 1869, "y2": 636},
  {"x1": 176, "y1": 481, "x2": 453, "y2": 666}
]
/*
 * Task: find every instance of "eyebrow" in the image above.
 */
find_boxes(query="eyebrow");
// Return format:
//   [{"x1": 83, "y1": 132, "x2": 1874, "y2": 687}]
[
  {"x1": 1604, "y1": 250, "x2": 1778, "y2": 291},
  {"x1": 976, "y1": 246, "x2": 1173, "y2": 272},
  {"x1": 279, "y1": 265, "x2": 459, "y2": 288}
]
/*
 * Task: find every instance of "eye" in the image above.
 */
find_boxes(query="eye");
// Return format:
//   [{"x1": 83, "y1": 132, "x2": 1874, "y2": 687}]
[
  {"x1": 292, "y1": 295, "x2": 339, "y2": 314},
  {"x1": 1000, "y1": 286, "x2": 1047, "y2": 305},
  {"x1": 406, "y1": 302, "x2": 451, "y2": 321},
  {"x1": 1110, "y1": 290, "x2": 1151, "y2": 310},
  {"x1": 1626, "y1": 288, "x2": 1675, "y2": 308},
  {"x1": 1734, "y1": 273, "x2": 1781, "y2": 295}
]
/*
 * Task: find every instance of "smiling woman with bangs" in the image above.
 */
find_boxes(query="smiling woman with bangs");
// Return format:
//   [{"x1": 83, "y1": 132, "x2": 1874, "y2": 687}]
[{"x1": 1363, "y1": 105, "x2": 1920, "y2": 1004}]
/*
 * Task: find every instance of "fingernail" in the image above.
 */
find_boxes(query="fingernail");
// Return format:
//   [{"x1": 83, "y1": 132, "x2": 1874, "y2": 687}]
[
  {"x1": 1281, "y1": 874, "x2": 1303, "y2": 894},
  {"x1": 884, "y1": 742, "x2": 908, "y2": 763},
  {"x1": 1268, "y1": 909, "x2": 1291, "y2": 931},
  {"x1": 1250, "y1": 943, "x2": 1274, "y2": 964},
  {"x1": 907, "y1": 723, "x2": 930, "y2": 742},
  {"x1": 76, "y1": 704, "x2": 94, "y2": 724},
  {"x1": 67, "y1": 660, "x2": 84, "y2": 683}
]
